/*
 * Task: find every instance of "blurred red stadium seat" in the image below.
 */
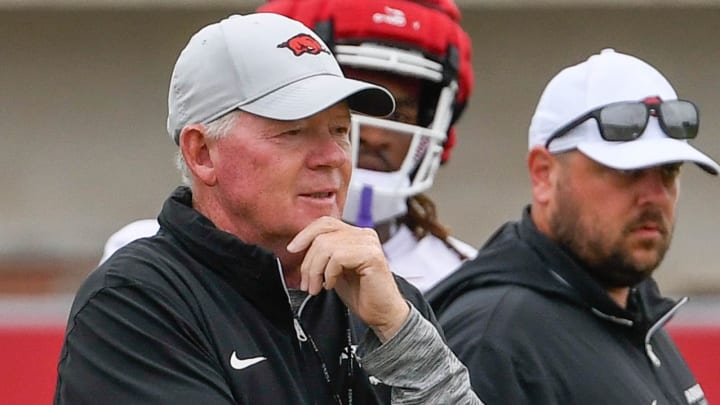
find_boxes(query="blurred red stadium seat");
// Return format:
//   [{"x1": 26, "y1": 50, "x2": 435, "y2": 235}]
[
  {"x1": 668, "y1": 325, "x2": 720, "y2": 404},
  {"x1": 0, "y1": 326, "x2": 65, "y2": 405},
  {"x1": 0, "y1": 321, "x2": 716, "y2": 404}
]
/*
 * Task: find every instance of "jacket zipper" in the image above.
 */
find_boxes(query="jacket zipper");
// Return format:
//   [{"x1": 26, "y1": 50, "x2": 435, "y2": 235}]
[
  {"x1": 549, "y1": 266, "x2": 690, "y2": 369},
  {"x1": 276, "y1": 259, "x2": 344, "y2": 405},
  {"x1": 644, "y1": 296, "x2": 688, "y2": 367},
  {"x1": 276, "y1": 258, "x2": 309, "y2": 344}
]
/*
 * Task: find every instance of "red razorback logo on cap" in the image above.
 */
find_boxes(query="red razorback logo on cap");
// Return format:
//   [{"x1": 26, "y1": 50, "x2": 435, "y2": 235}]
[{"x1": 277, "y1": 34, "x2": 330, "y2": 56}]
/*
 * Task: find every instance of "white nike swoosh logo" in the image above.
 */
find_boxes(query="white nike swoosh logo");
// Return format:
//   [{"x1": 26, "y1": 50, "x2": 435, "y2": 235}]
[{"x1": 230, "y1": 351, "x2": 267, "y2": 370}]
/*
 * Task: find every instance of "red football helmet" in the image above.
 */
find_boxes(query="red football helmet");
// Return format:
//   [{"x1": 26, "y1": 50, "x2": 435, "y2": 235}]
[{"x1": 258, "y1": 0, "x2": 474, "y2": 224}]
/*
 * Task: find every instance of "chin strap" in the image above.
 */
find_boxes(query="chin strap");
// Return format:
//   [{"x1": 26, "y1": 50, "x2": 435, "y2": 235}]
[{"x1": 355, "y1": 185, "x2": 375, "y2": 228}]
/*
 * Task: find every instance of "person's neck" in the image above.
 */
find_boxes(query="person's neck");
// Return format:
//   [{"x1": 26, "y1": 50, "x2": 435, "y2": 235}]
[
  {"x1": 606, "y1": 286, "x2": 630, "y2": 309},
  {"x1": 276, "y1": 251, "x2": 303, "y2": 289},
  {"x1": 193, "y1": 190, "x2": 305, "y2": 289},
  {"x1": 283, "y1": 271, "x2": 302, "y2": 289},
  {"x1": 374, "y1": 219, "x2": 399, "y2": 243}
]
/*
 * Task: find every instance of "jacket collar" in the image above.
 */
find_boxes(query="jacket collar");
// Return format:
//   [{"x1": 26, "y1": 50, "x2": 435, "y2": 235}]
[
  {"x1": 158, "y1": 186, "x2": 292, "y2": 325},
  {"x1": 517, "y1": 206, "x2": 677, "y2": 327}
]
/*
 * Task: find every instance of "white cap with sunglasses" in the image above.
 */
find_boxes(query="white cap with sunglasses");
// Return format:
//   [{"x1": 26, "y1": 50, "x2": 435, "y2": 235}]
[{"x1": 529, "y1": 48, "x2": 719, "y2": 175}]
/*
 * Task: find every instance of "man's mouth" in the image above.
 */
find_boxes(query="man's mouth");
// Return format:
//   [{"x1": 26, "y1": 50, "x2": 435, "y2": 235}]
[
  {"x1": 357, "y1": 151, "x2": 394, "y2": 172},
  {"x1": 627, "y1": 221, "x2": 667, "y2": 241},
  {"x1": 628, "y1": 210, "x2": 668, "y2": 237},
  {"x1": 307, "y1": 192, "x2": 333, "y2": 198}
]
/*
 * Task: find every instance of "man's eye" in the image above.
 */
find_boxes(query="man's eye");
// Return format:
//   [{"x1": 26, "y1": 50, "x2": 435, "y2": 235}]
[
  {"x1": 388, "y1": 111, "x2": 413, "y2": 124},
  {"x1": 332, "y1": 126, "x2": 350, "y2": 137},
  {"x1": 662, "y1": 164, "x2": 682, "y2": 178},
  {"x1": 618, "y1": 169, "x2": 643, "y2": 178}
]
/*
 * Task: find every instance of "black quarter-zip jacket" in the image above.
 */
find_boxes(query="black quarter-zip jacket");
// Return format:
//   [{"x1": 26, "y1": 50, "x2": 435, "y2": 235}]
[
  {"x1": 55, "y1": 187, "x2": 438, "y2": 405},
  {"x1": 426, "y1": 207, "x2": 707, "y2": 405}
]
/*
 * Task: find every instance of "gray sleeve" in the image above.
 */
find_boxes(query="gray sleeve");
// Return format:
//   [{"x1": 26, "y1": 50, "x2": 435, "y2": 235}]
[{"x1": 357, "y1": 303, "x2": 483, "y2": 405}]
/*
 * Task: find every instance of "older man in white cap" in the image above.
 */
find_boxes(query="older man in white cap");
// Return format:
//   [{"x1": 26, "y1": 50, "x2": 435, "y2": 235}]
[
  {"x1": 55, "y1": 13, "x2": 480, "y2": 405},
  {"x1": 428, "y1": 48, "x2": 717, "y2": 404}
]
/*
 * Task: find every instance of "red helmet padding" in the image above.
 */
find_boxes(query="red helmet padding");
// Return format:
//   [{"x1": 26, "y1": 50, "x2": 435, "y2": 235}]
[
  {"x1": 442, "y1": 127, "x2": 456, "y2": 163},
  {"x1": 258, "y1": 0, "x2": 474, "y2": 163}
]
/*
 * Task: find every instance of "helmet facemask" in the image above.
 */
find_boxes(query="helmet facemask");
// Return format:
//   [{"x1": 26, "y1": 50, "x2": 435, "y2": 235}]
[
  {"x1": 257, "y1": 0, "x2": 474, "y2": 228},
  {"x1": 338, "y1": 44, "x2": 459, "y2": 226}
]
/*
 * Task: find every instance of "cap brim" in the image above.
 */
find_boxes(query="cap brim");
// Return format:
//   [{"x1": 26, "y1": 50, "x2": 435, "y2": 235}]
[
  {"x1": 578, "y1": 138, "x2": 720, "y2": 175},
  {"x1": 237, "y1": 74, "x2": 394, "y2": 120}
]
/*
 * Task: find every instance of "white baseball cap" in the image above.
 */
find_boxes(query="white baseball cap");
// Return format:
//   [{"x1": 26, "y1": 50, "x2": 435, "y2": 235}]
[
  {"x1": 167, "y1": 13, "x2": 395, "y2": 143},
  {"x1": 529, "y1": 48, "x2": 719, "y2": 175}
]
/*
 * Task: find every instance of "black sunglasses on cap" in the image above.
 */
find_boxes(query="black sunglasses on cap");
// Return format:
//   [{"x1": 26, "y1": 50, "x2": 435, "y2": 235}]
[{"x1": 545, "y1": 97, "x2": 699, "y2": 149}]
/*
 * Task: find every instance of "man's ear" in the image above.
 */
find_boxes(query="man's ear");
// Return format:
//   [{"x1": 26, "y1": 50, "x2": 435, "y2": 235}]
[
  {"x1": 528, "y1": 146, "x2": 556, "y2": 205},
  {"x1": 179, "y1": 124, "x2": 217, "y2": 186}
]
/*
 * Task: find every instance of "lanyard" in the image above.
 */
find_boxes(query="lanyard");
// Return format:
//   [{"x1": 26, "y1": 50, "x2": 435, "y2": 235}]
[{"x1": 294, "y1": 307, "x2": 356, "y2": 405}]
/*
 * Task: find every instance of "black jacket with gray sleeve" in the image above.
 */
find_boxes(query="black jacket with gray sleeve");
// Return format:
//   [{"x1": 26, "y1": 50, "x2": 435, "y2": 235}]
[{"x1": 55, "y1": 186, "x2": 449, "y2": 405}]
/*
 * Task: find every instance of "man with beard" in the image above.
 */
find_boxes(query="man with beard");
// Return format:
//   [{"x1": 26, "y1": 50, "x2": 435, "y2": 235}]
[{"x1": 427, "y1": 49, "x2": 718, "y2": 404}]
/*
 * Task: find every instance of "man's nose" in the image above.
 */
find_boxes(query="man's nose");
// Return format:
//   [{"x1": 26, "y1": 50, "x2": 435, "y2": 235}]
[
  {"x1": 636, "y1": 168, "x2": 677, "y2": 206},
  {"x1": 359, "y1": 126, "x2": 392, "y2": 150},
  {"x1": 313, "y1": 133, "x2": 350, "y2": 168}
]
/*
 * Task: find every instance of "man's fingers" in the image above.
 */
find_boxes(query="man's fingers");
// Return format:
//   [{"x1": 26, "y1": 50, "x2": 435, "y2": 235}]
[
  {"x1": 300, "y1": 237, "x2": 352, "y2": 295},
  {"x1": 301, "y1": 244, "x2": 331, "y2": 295},
  {"x1": 287, "y1": 216, "x2": 338, "y2": 253},
  {"x1": 322, "y1": 255, "x2": 346, "y2": 291}
]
